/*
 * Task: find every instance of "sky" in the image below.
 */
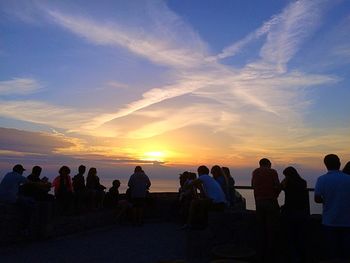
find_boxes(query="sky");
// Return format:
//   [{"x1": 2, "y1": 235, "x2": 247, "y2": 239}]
[{"x1": 0, "y1": 0, "x2": 350, "y2": 189}]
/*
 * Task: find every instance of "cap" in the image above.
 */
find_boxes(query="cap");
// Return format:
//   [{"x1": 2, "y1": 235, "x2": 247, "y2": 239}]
[{"x1": 13, "y1": 164, "x2": 26, "y2": 172}]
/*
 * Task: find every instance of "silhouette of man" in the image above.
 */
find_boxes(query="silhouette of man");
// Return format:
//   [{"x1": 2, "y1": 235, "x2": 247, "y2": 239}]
[
  {"x1": 0, "y1": 164, "x2": 28, "y2": 203},
  {"x1": 315, "y1": 154, "x2": 350, "y2": 260},
  {"x1": 185, "y1": 165, "x2": 227, "y2": 228},
  {"x1": 252, "y1": 158, "x2": 281, "y2": 263}
]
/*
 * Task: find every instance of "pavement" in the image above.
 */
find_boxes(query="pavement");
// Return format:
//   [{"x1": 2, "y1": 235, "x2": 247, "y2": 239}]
[{"x1": 0, "y1": 222, "x2": 187, "y2": 263}]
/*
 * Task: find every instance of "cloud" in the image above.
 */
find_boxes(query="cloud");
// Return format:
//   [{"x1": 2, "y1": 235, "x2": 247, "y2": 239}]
[
  {"x1": 45, "y1": 5, "x2": 207, "y2": 68},
  {"x1": 1, "y1": 0, "x2": 345, "y2": 169},
  {"x1": 259, "y1": 0, "x2": 326, "y2": 73},
  {"x1": 213, "y1": 0, "x2": 327, "y2": 74},
  {"x1": 0, "y1": 127, "x2": 75, "y2": 154},
  {"x1": 209, "y1": 15, "x2": 281, "y2": 61},
  {"x1": 0, "y1": 100, "x2": 95, "y2": 131},
  {"x1": 0, "y1": 78, "x2": 42, "y2": 96}
]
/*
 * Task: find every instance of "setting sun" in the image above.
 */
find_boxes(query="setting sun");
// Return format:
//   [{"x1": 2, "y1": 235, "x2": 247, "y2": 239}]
[{"x1": 142, "y1": 151, "x2": 166, "y2": 162}]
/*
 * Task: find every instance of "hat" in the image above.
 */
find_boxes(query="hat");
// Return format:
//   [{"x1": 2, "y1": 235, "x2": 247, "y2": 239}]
[{"x1": 13, "y1": 164, "x2": 26, "y2": 172}]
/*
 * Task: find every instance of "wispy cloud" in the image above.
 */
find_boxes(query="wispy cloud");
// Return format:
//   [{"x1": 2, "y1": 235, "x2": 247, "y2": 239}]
[
  {"x1": 1, "y1": 0, "x2": 344, "y2": 168},
  {"x1": 46, "y1": 7, "x2": 207, "y2": 69},
  {"x1": 0, "y1": 78, "x2": 42, "y2": 95},
  {"x1": 0, "y1": 100, "x2": 95, "y2": 131},
  {"x1": 258, "y1": 0, "x2": 326, "y2": 73}
]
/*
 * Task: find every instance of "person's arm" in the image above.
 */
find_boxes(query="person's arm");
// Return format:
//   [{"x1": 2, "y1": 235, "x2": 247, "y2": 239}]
[
  {"x1": 280, "y1": 178, "x2": 287, "y2": 191},
  {"x1": 251, "y1": 172, "x2": 255, "y2": 188},
  {"x1": 127, "y1": 176, "x2": 133, "y2": 188},
  {"x1": 314, "y1": 178, "x2": 323, "y2": 203},
  {"x1": 68, "y1": 177, "x2": 74, "y2": 192},
  {"x1": 146, "y1": 176, "x2": 151, "y2": 188},
  {"x1": 273, "y1": 171, "x2": 282, "y2": 196}
]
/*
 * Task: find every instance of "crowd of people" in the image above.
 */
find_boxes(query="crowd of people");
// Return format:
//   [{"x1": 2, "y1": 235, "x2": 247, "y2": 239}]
[
  {"x1": 252, "y1": 154, "x2": 350, "y2": 262},
  {"x1": 176, "y1": 155, "x2": 350, "y2": 262},
  {"x1": 0, "y1": 165, "x2": 152, "y2": 231},
  {"x1": 0, "y1": 154, "x2": 350, "y2": 262}
]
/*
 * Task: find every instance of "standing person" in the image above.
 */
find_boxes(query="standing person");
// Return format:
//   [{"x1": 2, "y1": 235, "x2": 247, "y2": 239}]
[
  {"x1": 52, "y1": 166, "x2": 74, "y2": 215},
  {"x1": 252, "y1": 158, "x2": 281, "y2": 263},
  {"x1": 314, "y1": 154, "x2": 350, "y2": 260},
  {"x1": 342, "y1": 161, "x2": 350, "y2": 175},
  {"x1": 128, "y1": 166, "x2": 151, "y2": 226},
  {"x1": 72, "y1": 165, "x2": 87, "y2": 212},
  {"x1": 281, "y1": 166, "x2": 309, "y2": 263},
  {"x1": 86, "y1": 167, "x2": 106, "y2": 209}
]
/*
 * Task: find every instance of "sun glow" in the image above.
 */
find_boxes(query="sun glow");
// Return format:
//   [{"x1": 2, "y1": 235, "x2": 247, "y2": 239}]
[{"x1": 142, "y1": 151, "x2": 166, "y2": 162}]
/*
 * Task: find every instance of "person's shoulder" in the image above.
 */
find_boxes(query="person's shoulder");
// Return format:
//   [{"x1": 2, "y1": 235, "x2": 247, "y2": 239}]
[
  {"x1": 252, "y1": 167, "x2": 260, "y2": 174},
  {"x1": 270, "y1": 168, "x2": 278, "y2": 173}
]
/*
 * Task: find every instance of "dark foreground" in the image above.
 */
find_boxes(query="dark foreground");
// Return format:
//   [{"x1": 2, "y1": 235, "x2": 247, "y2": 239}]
[
  {"x1": 0, "y1": 193, "x2": 329, "y2": 263},
  {"x1": 0, "y1": 222, "x2": 186, "y2": 263}
]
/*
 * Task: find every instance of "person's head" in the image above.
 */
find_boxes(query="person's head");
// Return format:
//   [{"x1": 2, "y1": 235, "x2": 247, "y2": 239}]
[
  {"x1": 222, "y1": 167, "x2": 231, "y2": 178},
  {"x1": 211, "y1": 165, "x2": 223, "y2": 179},
  {"x1": 283, "y1": 166, "x2": 300, "y2": 180},
  {"x1": 32, "y1": 166, "x2": 42, "y2": 177},
  {"x1": 179, "y1": 172, "x2": 189, "y2": 186},
  {"x1": 88, "y1": 167, "x2": 97, "y2": 177},
  {"x1": 197, "y1": 165, "x2": 209, "y2": 176},
  {"x1": 112, "y1": 180, "x2": 120, "y2": 188},
  {"x1": 59, "y1": 166, "x2": 71, "y2": 176},
  {"x1": 78, "y1": 165, "x2": 86, "y2": 174},
  {"x1": 188, "y1": 172, "x2": 197, "y2": 180},
  {"x1": 259, "y1": 158, "x2": 271, "y2": 168},
  {"x1": 13, "y1": 164, "x2": 25, "y2": 175},
  {"x1": 134, "y1": 166, "x2": 143, "y2": 173},
  {"x1": 343, "y1": 161, "x2": 350, "y2": 175},
  {"x1": 324, "y1": 154, "x2": 341, "y2": 171}
]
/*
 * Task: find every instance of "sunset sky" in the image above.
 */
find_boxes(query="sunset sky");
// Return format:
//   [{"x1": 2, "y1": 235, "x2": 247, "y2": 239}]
[{"x1": 1, "y1": 0, "x2": 349, "y2": 187}]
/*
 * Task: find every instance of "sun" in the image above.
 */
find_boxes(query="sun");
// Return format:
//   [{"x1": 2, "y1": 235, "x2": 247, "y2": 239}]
[{"x1": 142, "y1": 151, "x2": 166, "y2": 162}]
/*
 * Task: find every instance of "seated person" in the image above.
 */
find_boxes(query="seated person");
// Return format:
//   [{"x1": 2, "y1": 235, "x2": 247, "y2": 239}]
[
  {"x1": 86, "y1": 167, "x2": 106, "y2": 209},
  {"x1": 184, "y1": 165, "x2": 227, "y2": 228},
  {"x1": 104, "y1": 180, "x2": 120, "y2": 208},
  {"x1": 52, "y1": 166, "x2": 74, "y2": 215},
  {"x1": 20, "y1": 166, "x2": 52, "y2": 202}
]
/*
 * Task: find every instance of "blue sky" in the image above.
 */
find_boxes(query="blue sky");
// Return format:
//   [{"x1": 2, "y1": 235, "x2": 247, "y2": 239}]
[{"x1": 0, "y1": 0, "x2": 350, "y2": 186}]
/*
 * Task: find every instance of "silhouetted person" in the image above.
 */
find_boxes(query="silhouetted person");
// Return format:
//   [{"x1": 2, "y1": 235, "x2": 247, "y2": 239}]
[
  {"x1": 0, "y1": 164, "x2": 28, "y2": 203},
  {"x1": 222, "y1": 167, "x2": 236, "y2": 207},
  {"x1": 53, "y1": 166, "x2": 73, "y2": 215},
  {"x1": 72, "y1": 165, "x2": 87, "y2": 212},
  {"x1": 104, "y1": 180, "x2": 120, "y2": 208},
  {"x1": 185, "y1": 165, "x2": 227, "y2": 229},
  {"x1": 73, "y1": 165, "x2": 86, "y2": 192},
  {"x1": 252, "y1": 158, "x2": 281, "y2": 263},
  {"x1": 281, "y1": 166, "x2": 309, "y2": 263},
  {"x1": 21, "y1": 166, "x2": 52, "y2": 202},
  {"x1": 315, "y1": 154, "x2": 350, "y2": 260},
  {"x1": 86, "y1": 167, "x2": 106, "y2": 210},
  {"x1": 179, "y1": 171, "x2": 198, "y2": 225},
  {"x1": 0, "y1": 164, "x2": 41, "y2": 234},
  {"x1": 128, "y1": 166, "x2": 151, "y2": 226},
  {"x1": 342, "y1": 161, "x2": 350, "y2": 175},
  {"x1": 211, "y1": 165, "x2": 230, "y2": 204}
]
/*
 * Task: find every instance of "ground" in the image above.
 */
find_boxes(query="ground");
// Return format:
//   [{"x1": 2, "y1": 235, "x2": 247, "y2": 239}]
[{"x1": 0, "y1": 223, "x2": 186, "y2": 263}]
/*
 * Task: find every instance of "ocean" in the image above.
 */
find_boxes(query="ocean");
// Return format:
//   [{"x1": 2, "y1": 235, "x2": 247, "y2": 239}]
[{"x1": 100, "y1": 177, "x2": 323, "y2": 215}]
